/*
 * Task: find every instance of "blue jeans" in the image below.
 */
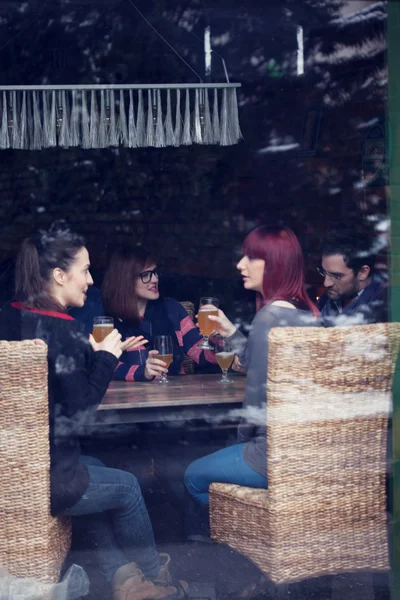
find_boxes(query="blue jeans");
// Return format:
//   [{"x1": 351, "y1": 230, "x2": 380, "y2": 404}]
[
  {"x1": 184, "y1": 443, "x2": 267, "y2": 537},
  {"x1": 63, "y1": 456, "x2": 160, "y2": 582}
]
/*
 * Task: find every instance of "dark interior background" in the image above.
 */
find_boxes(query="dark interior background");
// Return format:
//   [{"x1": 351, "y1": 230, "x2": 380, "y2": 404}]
[{"x1": 0, "y1": 0, "x2": 388, "y2": 322}]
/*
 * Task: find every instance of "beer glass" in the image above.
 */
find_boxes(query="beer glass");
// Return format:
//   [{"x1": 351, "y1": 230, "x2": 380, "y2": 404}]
[
  {"x1": 198, "y1": 297, "x2": 219, "y2": 350},
  {"x1": 154, "y1": 335, "x2": 173, "y2": 384},
  {"x1": 214, "y1": 335, "x2": 234, "y2": 383},
  {"x1": 92, "y1": 316, "x2": 114, "y2": 342},
  {"x1": 137, "y1": 349, "x2": 149, "y2": 366}
]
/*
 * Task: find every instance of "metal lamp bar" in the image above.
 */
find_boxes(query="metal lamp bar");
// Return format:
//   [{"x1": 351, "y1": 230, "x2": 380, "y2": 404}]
[{"x1": 0, "y1": 83, "x2": 241, "y2": 91}]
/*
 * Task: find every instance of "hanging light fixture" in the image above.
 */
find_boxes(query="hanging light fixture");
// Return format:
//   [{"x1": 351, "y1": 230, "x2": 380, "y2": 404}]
[
  {"x1": 0, "y1": 0, "x2": 243, "y2": 150},
  {"x1": 0, "y1": 82, "x2": 242, "y2": 150}
]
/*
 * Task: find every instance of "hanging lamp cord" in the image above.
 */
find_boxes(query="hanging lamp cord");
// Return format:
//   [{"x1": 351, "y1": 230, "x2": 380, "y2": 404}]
[
  {"x1": 126, "y1": 0, "x2": 203, "y2": 82},
  {"x1": 149, "y1": 0, "x2": 231, "y2": 83}
]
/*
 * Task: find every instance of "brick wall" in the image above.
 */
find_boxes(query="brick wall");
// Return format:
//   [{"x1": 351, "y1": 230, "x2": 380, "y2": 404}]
[{"x1": 0, "y1": 147, "x2": 261, "y2": 321}]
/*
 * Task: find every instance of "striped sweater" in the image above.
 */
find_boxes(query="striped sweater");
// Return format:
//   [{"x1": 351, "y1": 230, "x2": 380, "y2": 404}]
[{"x1": 114, "y1": 297, "x2": 217, "y2": 382}]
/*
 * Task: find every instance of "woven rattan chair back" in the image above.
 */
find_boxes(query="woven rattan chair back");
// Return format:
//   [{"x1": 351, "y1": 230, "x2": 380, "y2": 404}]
[
  {"x1": 0, "y1": 339, "x2": 71, "y2": 583},
  {"x1": 210, "y1": 323, "x2": 400, "y2": 584},
  {"x1": 180, "y1": 301, "x2": 196, "y2": 374}
]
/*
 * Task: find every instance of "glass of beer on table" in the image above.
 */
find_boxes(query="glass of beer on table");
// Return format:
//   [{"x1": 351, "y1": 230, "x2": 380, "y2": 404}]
[
  {"x1": 198, "y1": 297, "x2": 219, "y2": 350},
  {"x1": 92, "y1": 316, "x2": 114, "y2": 342},
  {"x1": 214, "y1": 335, "x2": 234, "y2": 383},
  {"x1": 154, "y1": 335, "x2": 173, "y2": 384}
]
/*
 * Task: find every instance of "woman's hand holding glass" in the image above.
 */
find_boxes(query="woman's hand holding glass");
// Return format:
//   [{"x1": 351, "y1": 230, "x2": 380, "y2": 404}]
[
  {"x1": 144, "y1": 349, "x2": 169, "y2": 380},
  {"x1": 153, "y1": 336, "x2": 173, "y2": 384},
  {"x1": 207, "y1": 308, "x2": 237, "y2": 338},
  {"x1": 198, "y1": 297, "x2": 219, "y2": 350},
  {"x1": 89, "y1": 328, "x2": 122, "y2": 357}
]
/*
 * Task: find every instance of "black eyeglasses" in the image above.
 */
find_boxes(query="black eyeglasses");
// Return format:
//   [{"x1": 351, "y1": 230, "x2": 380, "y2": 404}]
[
  {"x1": 139, "y1": 269, "x2": 159, "y2": 284},
  {"x1": 317, "y1": 267, "x2": 343, "y2": 281}
]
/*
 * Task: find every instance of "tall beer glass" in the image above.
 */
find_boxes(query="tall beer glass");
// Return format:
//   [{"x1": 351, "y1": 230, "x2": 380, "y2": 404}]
[
  {"x1": 92, "y1": 316, "x2": 114, "y2": 342},
  {"x1": 215, "y1": 335, "x2": 234, "y2": 383},
  {"x1": 154, "y1": 335, "x2": 173, "y2": 384},
  {"x1": 198, "y1": 297, "x2": 219, "y2": 350}
]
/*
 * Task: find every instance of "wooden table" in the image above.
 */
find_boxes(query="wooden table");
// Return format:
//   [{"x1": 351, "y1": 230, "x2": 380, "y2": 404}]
[{"x1": 95, "y1": 374, "x2": 245, "y2": 425}]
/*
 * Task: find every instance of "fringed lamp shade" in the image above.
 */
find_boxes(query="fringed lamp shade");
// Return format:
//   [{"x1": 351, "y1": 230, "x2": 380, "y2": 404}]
[{"x1": 0, "y1": 83, "x2": 242, "y2": 150}]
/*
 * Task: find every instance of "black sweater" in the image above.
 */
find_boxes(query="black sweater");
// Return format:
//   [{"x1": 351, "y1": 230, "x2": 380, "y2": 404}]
[{"x1": 0, "y1": 302, "x2": 118, "y2": 515}]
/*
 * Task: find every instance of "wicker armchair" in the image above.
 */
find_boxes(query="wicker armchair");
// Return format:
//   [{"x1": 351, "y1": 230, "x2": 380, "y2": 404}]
[
  {"x1": 180, "y1": 301, "x2": 196, "y2": 374},
  {"x1": 210, "y1": 323, "x2": 400, "y2": 585},
  {"x1": 0, "y1": 339, "x2": 71, "y2": 584}
]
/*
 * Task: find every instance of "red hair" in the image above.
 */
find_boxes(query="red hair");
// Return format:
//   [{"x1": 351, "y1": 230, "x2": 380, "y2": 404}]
[{"x1": 242, "y1": 225, "x2": 319, "y2": 316}]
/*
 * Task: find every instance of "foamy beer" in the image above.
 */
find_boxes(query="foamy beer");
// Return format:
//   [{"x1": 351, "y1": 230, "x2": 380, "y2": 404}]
[
  {"x1": 198, "y1": 296, "x2": 219, "y2": 348},
  {"x1": 214, "y1": 334, "x2": 234, "y2": 383},
  {"x1": 215, "y1": 351, "x2": 234, "y2": 372},
  {"x1": 92, "y1": 316, "x2": 114, "y2": 342},
  {"x1": 154, "y1": 335, "x2": 173, "y2": 384},
  {"x1": 198, "y1": 307, "x2": 219, "y2": 338}
]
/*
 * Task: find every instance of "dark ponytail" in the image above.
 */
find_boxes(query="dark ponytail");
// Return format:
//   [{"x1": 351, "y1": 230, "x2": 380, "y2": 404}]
[
  {"x1": 15, "y1": 238, "x2": 46, "y2": 308},
  {"x1": 15, "y1": 220, "x2": 85, "y2": 312}
]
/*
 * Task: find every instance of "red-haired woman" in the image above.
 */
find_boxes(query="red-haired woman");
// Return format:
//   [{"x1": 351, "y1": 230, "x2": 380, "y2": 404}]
[{"x1": 184, "y1": 225, "x2": 319, "y2": 541}]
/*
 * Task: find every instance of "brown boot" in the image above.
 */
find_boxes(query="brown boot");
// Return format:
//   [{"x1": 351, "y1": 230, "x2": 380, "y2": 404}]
[
  {"x1": 112, "y1": 562, "x2": 181, "y2": 600},
  {"x1": 151, "y1": 553, "x2": 188, "y2": 600}
]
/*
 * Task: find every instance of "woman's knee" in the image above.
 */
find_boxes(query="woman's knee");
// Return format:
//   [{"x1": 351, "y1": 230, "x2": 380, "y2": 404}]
[
  {"x1": 184, "y1": 462, "x2": 194, "y2": 490},
  {"x1": 184, "y1": 459, "x2": 206, "y2": 495},
  {"x1": 117, "y1": 469, "x2": 143, "y2": 498}
]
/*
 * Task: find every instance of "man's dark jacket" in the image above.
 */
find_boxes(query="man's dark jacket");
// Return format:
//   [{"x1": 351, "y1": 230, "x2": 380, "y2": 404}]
[{"x1": 318, "y1": 278, "x2": 388, "y2": 326}]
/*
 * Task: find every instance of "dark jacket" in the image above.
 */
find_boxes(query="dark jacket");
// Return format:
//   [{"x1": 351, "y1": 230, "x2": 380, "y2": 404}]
[
  {"x1": 318, "y1": 278, "x2": 388, "y2": 326},
  {"x1": 0, "y1": 302, "x2": 118, "y2": 515}
]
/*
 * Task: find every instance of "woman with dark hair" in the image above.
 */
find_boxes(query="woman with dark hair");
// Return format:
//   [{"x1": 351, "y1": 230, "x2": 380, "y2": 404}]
[
  {"x1": 0, "y1": 221, "x2": 187, "y2": 600},
  {"x1": 101, "y1": 245, "x2": 217, "y2": 382},
  {"x1": 184, "y1": 225, "x2": 319, "y2": 541}
]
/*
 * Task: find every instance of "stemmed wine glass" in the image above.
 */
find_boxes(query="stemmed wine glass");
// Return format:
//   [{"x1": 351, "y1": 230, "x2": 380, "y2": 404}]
[
  {"x1": 154, "y1": 335, "x2": 173, "y2": 384},
  {"x1": 214, "y1": 335, "x2": 234, "y2": 383},
  {"x1": 197, "y1": 297, "x2": 219, "y2": 350}
]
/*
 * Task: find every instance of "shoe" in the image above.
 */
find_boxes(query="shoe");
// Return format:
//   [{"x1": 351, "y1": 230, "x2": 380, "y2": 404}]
[
  {"x1": 112, "y1": 562, "x2": 182, "y2": 600},
  {"x1": 151, "y1": 553, "x2": 188, "y2": 600}
]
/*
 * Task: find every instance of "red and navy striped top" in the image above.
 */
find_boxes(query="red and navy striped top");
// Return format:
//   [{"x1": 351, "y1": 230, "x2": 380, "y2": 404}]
[{"x1": 114, "y1": 297, "x2": 217, "y2": 382}]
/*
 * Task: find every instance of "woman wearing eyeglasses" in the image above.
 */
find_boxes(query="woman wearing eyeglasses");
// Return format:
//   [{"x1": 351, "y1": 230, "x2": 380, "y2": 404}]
[{"x1": 101, "y1": 245, "x2": 217, "y2": 382}]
